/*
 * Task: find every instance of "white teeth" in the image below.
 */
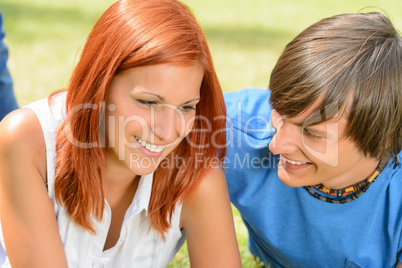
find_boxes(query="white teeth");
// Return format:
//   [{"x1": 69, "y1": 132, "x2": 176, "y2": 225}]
[
  {"x1": 282, "y1": 156, "x2": 309, "y2": 165},
  {"x1": 135, "y1": 136, "x2": 165, "y2": 153}
]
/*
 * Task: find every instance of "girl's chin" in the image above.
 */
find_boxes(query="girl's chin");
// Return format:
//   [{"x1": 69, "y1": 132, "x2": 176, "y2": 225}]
[
  {"x1": 126, "y1": 166, "x2": 158, "y2": 177},
  {"x1": 128, "y1": 160, "x2": 161, "y2": 175}
]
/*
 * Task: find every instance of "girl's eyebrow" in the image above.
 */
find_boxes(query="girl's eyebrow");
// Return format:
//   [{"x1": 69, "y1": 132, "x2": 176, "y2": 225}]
[
  {"x1": 134, "y1": 91, "x2": 200, "y2": 105},
  {"x1": 182, "y1": 98, "x2": 201, "y2": 105},
  {"x1": 135, "y1": 91, "x2": 165, "y2": 101}
]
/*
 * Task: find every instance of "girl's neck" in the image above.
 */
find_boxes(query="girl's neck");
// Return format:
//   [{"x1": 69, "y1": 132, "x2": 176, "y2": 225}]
[{"x1": 103, "y1": 149, "x2": 139, "y2": 187}]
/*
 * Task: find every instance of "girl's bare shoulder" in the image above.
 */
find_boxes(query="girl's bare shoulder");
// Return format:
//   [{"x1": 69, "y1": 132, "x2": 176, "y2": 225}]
[{"x1": 0, "y1": 108, "x2": 47, "y2": 181}]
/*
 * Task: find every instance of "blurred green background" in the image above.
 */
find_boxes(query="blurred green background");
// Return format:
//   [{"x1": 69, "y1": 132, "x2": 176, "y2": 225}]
[{"x1": 1, "y1": 0, "x2": 401, "y2": 267}]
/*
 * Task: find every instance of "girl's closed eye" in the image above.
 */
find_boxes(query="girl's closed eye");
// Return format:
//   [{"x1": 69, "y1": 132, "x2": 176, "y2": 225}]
[
  {"x1": 179, "y1": 105, "x2": 196, "y2": 112},
  {"x1": 137, "y1": 99, "x2": 159, "y2": 107}
]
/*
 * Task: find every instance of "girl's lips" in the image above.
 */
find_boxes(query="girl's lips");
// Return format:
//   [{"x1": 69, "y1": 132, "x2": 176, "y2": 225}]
[
  {"x1": 135, "y1": 136, "x2": 165, "y2": 152},
  {"x1": 134, "y1": 136, "x2": 165, "y2": 158}
]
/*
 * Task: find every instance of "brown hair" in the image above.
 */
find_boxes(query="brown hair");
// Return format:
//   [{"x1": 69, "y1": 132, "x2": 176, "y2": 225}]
[
  {"x1": 269, "y1": 12, "x2": 402, "y2": 160},
  {"x1": 53, "y1": 0, "x2": 226, "y2": 236}
]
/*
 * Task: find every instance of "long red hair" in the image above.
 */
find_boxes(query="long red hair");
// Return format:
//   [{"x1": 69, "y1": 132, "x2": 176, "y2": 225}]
[{"x1": 54, "y1": 0, "x2": 226, "y2": 235}]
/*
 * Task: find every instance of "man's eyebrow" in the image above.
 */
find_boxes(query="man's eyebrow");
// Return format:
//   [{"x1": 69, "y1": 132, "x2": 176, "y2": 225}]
[
  {"x1": 292, "y1": 121, "x2": 323, "y2": 133},
  {"x1": 292, "y1": 115, "x2": 327, "y2": 135},
  {"x1": 293, "y1": 107, "x2": 331, "y2": 128},
  {"x1": 304, "y1": 125, "x2": 328, "y2": 135},
  {"x1": 292, "y1": 116, "x2": 321, "y2": 128}
]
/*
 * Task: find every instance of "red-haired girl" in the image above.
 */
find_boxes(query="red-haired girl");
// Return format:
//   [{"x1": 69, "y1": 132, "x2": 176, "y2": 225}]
[{"x1": 0, "y1": 0, "x2": 241, "y2": 267}]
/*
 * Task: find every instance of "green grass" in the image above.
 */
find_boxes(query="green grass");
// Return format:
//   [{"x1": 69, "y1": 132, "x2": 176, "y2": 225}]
[{"x1": 1, "y1": 0, "x2": 402, "y2": 267}]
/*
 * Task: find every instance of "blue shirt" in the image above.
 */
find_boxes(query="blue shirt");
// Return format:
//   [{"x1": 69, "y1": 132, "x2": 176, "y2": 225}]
[
  {"x1": 224, "y1": 88, "x2": 402, "y2": 268},
  {"x1": 0, "y1": 12, "x2": 18, "y2": 121}
]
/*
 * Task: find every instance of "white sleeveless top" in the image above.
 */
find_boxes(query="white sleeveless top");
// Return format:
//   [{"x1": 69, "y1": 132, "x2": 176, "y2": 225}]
[{"x1": 0, "y1": 92, "x2": 185, "y2": 268}]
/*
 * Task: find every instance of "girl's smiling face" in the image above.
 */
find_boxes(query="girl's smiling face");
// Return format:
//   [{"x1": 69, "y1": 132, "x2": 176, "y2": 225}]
[{"x1": 105, "y1": 63, "x2": 204, "y2": 176}]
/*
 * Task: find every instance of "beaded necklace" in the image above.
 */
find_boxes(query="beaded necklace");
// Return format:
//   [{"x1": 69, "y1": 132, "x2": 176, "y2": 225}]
[{"x1": 303, "y1": 159, "x2": 388, "y2": 204}]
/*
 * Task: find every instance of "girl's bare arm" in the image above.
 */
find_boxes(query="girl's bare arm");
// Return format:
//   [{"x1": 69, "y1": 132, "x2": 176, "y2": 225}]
[
  {"x1": 0, "y1": 109, "x2": 68, "y2": 267},
  {"x1": 181, "y1": 166, "x2": 241, "y2": 268}
]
